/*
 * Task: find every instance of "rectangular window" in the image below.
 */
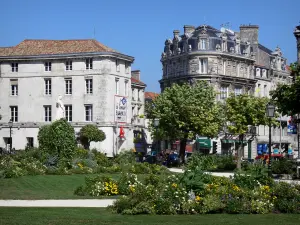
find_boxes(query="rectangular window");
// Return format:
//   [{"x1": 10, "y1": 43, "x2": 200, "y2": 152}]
[
  {"x1": 125, "y1": 80, "x2": 128, "y2": 96},
  {"x1": 45, "y1": 79, "x2": 52, "y2": 95},
  {"x1": 66, "y1": 60, "x2": 72, "y2": 71},
  {"x1": 257, "y1": 84, "x2": 261, "y2": 97},
  {"x1": 65, "y1": 79, "x2": 72, "y2": 95},
  {"x1": 85, "y1": 105, "x2": 93, "y2": 122},
  {"x1": 220, "y1": 86, "x2": 228, "y2": 99},
  {"x1": 264, "y1": 85, "x2": 267, "y2": 97},
  {"x1": 138, "y1": 90, "x2": 141, "y2": 101},
  {"x1": 45, "y1": 62, "x2": 52, "y2": 71},
  {"x1": 10, "y1": 79, "x2": 18, "y2": 96},
  {"x1": 10, "y1": 106, "x2": 18, "y2": 122},
  {"x1": 85, "y1": 78, "x2": 93, "y2": 94},
  {"x1": 116, "y1": 59, "x2": 120, "y2": 72},
  {"x1": 234, "y1": 87, "x2": 242, "y2": 96},
  {"x1": 115, "y1": 78, "x2": 119, "y2": 95},
  {"x1": 86, "y1": 58, "x2": 93, "y2": 70},
  {"x1": 44, "y1": 105, "x2": 52, "y2": 122},
  {"x1": 26, "y1": 137, "x2": 34, "y2": 148},
  {"x1": 200, "y1": 39, "x2": 206, "y2": 50},
  {"x1": 65, "y1": 105, "x2": 72, "y2": 122},
  {"x1": 125, "y1": 62, "x2": 129, "y2": 73},
  {"x1": 11, "y1": 63, "x2": 18, "y2": 72},
  {"x1": 199, "y1": 59, "x2": 207, "y2": 74},
  {"x1": 132, "y1": 88, "x2": 135, "y2": 100}
]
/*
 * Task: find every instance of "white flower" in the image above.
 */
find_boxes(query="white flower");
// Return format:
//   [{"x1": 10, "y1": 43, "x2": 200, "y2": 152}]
[{"x1": 192, "y1": 209, "x2": 195, "y2": 212}]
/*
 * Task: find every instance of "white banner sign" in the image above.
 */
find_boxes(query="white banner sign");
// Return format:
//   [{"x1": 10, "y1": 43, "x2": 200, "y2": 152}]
[{"x1": 115, "y1": 95, "x2": 127, "y2": 123}]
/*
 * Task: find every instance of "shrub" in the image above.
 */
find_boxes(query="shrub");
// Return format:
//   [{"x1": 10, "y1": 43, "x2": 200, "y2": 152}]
[
  {"x1": 200, "y1": 194, "x2": 225, "y2": 213},
  {"x1": 272, "y1": 158, "x2": 294, "y2": 174},
  {"x1": 38, "y1": 119, "x2": 76, "y2": 162},
  {"x1": 78, "y1": 125, "x2": 106, "y2": 149},
  {"x1": 114, "y1": 151, "x2": 136, "y2": 164},
  {"x1": 91, "y1": 149, "x2": 112, "y2": 167}
]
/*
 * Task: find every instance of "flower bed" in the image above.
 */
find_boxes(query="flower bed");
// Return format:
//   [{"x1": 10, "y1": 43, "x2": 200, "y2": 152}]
[{"x1": 100, "y1": 168, "x2": 300, "y2": 215}]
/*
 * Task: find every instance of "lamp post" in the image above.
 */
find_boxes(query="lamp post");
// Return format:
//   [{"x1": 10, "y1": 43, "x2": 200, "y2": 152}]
[
  {"x1": 8, "y1": 119, "x2": 13, "y2": 154},
  {"x1": 266, "y1": 103, "x2": 275, "y2": 177},
  {"x1": 153, "y1": 118, "x2": 159, "y2": 154}
]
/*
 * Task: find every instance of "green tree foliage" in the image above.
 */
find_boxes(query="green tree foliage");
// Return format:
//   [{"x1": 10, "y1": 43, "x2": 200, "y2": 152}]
[
  {"x1": 225, "y1": 94, "x2": 277, "y2": 169},
  {"x1": 78, "y1": 124, "x2": 106, "y2": 149},
  {"x1": 148, "y1": 81, "x2": 225, "y2": 163},
  {"x1": 38, "y1": 119, "x2": 76, "y2": 162},
  {"x1": 270, "y1": 63, "x2": 300, "y2": 115}
]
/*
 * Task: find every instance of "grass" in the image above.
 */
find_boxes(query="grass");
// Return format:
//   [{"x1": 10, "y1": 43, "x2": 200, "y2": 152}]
[
  {"x1": 0, "y1": 208, "x2": 300, "y2": 225},
  {"x1": 0, "y1": 173, "x2": 123, "y2": 199}
]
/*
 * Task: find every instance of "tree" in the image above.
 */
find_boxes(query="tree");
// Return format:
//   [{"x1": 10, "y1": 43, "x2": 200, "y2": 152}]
[
  {"x1": 148, "y1": 81, "x2": 225, "y2": 163},
  {"x1": 78, "y1": 124, "x2": 106, "y2": 149},
  {"x1": 270, "y1": 63, "x2": 300, "y2": 115},
  {"x1": 38, "y1": 119, "x2": 76, "y2": 163},
  {"x1": 225, "y1": 94, "x2": 277, "y2": 169}
]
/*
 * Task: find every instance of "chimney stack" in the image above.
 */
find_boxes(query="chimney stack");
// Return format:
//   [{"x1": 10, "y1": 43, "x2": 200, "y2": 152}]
[
  {"x1": 131, "y1": 70, "x2": 140, "y2": 80},
  {"x1": 173, "y1": 30, "x2": 180, "y2": 38},
  {"x1": 184, "y1": 25, "x2": 195, "y2": 34}
]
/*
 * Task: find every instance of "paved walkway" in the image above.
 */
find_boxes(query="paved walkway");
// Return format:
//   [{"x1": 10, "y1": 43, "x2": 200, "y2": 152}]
[{"x1": 0, "y1": 199, "x2": 115, "y2": 207}]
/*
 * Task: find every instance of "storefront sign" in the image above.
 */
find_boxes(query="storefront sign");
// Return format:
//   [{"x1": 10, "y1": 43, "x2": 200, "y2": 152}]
[
  {"x1": 287, "y1": 125, "x2": 297, "y2": 134},
  {"x1": 115, "y1": 96, "x2": 127, "y2": 123}
]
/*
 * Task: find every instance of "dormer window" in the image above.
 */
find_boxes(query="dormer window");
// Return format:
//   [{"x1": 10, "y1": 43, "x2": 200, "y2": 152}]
[
  {"x1": 262, "y1": 69, "x2": 267, "y2": 78},
  {"x1": 200, "y1": 39, "x2": 206, "y2": 50},
  {"x1": 256, "y1": 68, "x2": 261, "y2": 77}
]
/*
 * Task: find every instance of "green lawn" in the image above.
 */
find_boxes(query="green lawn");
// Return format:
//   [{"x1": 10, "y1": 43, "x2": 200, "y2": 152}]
[
  {"x1": 0, "y1": 174, "x2": 122, "y2": 199},
  {"x1": 0, "y1": 208, "x2": 300, "y2": 225}
]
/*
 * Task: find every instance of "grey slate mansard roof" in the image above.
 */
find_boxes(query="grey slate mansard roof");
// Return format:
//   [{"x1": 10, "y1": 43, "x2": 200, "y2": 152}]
[{"x1": 258, "y1": 44, "x2": 273, "y2": 55}]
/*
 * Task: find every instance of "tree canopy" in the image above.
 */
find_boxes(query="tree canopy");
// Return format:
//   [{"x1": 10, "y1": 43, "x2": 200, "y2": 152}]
[
  {"x1": 270, "y1": 63, "x2": 300, "y2": 115},
  {"x1": 147, "y1": 81, "x2": 225, "y2": 162},
  {"x1": 78, "y1": 124, "x2": 106, "y2": 149},
  {"x1": 225, "y1": 94, "x2": 277, "y2": 169}
]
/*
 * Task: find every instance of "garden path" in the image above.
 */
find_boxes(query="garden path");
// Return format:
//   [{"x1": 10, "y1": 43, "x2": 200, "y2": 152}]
[{"x1": 0, "y1": 199, "x2": 115, "y2": 207}]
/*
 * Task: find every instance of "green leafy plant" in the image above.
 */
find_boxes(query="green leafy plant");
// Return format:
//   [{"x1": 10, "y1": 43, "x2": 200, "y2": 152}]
[{"x1": 78, "y1": 125, "x2": 106, "y2": 149}]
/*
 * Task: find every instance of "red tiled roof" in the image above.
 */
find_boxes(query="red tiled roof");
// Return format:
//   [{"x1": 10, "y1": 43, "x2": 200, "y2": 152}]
[
  {"x1": 145, "y1": 92, "x2": 159, "y2": 100},
  {"x1": 0, "y1": 39, "x2": 117, "y2": 57},
  {"x1": 131, "y1": 77, "x2": 146, "y2": 86}
]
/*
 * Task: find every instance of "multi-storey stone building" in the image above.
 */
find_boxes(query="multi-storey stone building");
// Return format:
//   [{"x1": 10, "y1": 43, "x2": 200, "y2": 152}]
[
  {"x1": 160, "y1": 24, "x2": 297, "y2": 158},
  {"x1": 0, "y1": 39, "x2": 146, "y2": 156}
]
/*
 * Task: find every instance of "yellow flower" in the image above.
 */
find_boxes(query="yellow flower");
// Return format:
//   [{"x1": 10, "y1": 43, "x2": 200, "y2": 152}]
[
  {"x1": 77, "y1": 163, "x2": 83, "y2": 169},
  {"x1": 172, "y1": 183, "x2": 178, "y2": 188},
  {"x1": 232, "y1": 185, "x2": 240, "y2": 192},
  {"x1": 195, "y1": 196, "x2": 201, "y2": 202}
]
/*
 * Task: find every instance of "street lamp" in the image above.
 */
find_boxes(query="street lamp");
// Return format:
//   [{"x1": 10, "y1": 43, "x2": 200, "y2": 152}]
[
  {"x1": 8, "y1": 119, "x2": 13, "y2": 153},
  {"x1": 266, "y1": 103, "x2": 275, "y2": 177},
  {"x1": 153, "y1": 119, "x2": 160, "y2": 154}
]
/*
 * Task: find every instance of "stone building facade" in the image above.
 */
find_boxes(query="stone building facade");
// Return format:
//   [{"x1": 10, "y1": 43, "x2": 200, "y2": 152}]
[
  {"x1": 0, "y1": 39, "x2": 146, "y2": 156},
  {"x1": 160, "y1": 24, "x2": 296, "y2": 158}
]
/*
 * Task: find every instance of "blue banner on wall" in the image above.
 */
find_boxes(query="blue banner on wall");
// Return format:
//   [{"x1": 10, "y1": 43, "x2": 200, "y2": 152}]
[{"x1": 288, "y1": 125, "x2": 297, "y2": 134}]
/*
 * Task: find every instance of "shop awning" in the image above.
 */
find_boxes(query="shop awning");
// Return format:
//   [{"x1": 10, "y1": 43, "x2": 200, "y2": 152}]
[{"x1": 196, "y1": 138, "x2": 212, "y2": 148}]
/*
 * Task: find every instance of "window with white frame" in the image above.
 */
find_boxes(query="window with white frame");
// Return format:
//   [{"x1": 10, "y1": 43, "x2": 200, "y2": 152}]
[
  {"x1": 125, "y1": 80, "x2": 128, "y2": 96},
  {"x1": 64, "y1": 105, "x2": 72, "y2": 122},
  {"x1": 66, "y1": 60, "x2": 72, "y2": 71},
  {"x1": 44, "y1": 105, "x2": 52, "y2": 122},
  {"x1": 11, "y1": 63, "x2": 18, "y2": 72},
  {"x1": 115, "y1": 78, "x2": 119, "y2": 95},
  {"x1": 262, "y1": 69, "x2": 267, "y2": 77},
  {"x1": 116, "y1": 59, "x2": 120, "y2": 72},
  {"x1": 86, "y1": 58, "x2": 93, "y2": 70},
  {"x1": 10, "y1": 79, "x2": 18, "y2": 96},
  {"x1": 220, "y1": 86, "x2": 228, "y2": 99},
  {"x1": 138, "y1": 89, "x2": 141, "y2": 101},
  {"x1": 85, "y1": 78, "x2": 93, "y2": 94},
  {"x1": 65, "y1": 79, "x2": 72, "y2": 95},
  {"x1": 257, "y1": 84, "x2": 261, "y2": 97},
  {"x1": 132, "y1": 88, "x2": 135, "y2": 100},
  {"x1": 85, "y1": 104, "x2": 93, "y2": 122},
  {"x1": 45, "y1": 62, "x2": 51, "y2": 71},
  {"x1": 264, "y1": 85, "x2": 267, "y2": 97},
  {"x1": 199, "y1": 58, "x2": 207, "y2": 74},
  {"x1": 256, "y1": 68, "x2": 260, "y2": 77},
  {"x1": 234, "y1": 87, "x2": 242, "y2": 96},
  {"x1": 125, "y1": 62, "x2": 129, "y2": 73},
  {"x1": 10, "y1": 106, "x2": 18, "y2": 122},
  {"x1": 200, "y1": 39, "x2": 206, "y2": 50},
  {"x1": 44, "y1": 79, "x2": 52, "y2": 95}
]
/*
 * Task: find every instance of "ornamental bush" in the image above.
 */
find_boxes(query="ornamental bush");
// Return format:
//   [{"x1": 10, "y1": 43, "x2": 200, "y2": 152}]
[
  {"x1": 38, "y1": 119, "x2": 76, "y2": 163},
  {"x1": 78, "y1": 124, "x2": 106, "y2": 149}
]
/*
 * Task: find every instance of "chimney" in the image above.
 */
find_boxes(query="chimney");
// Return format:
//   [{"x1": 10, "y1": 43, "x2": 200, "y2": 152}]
[
  {"x1": 184, "y1": 25, "x2": 195, "y2": 34},
  {"x1": 173, "y1": 30, "x2": 180, "y2": 38},
  {"x1": 131, "y1": 70, "x2": 140, "y2": 80},
  {"x1": 239, "y1": 24, "x2": 259, "y2": 44}
]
